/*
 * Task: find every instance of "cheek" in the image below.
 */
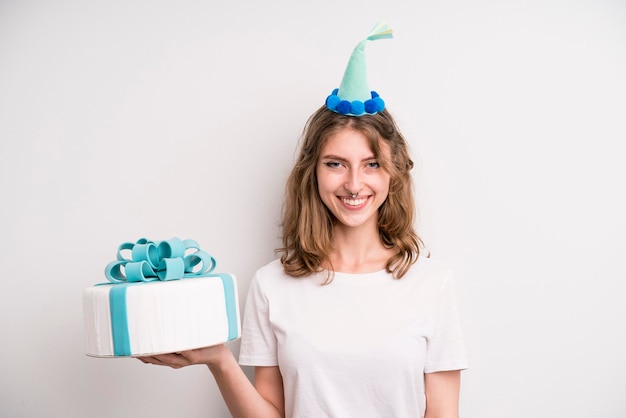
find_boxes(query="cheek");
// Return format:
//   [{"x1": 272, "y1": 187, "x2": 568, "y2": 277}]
[
  {"x1": 317, "y1": 179, "x2": 336, "y2": 204},
  {"x1": 315, "y1": 172, "x2": 331, "y2": 203},
  {"x1": 378, "y1": 174, "x2": 392, "y2": 195},
  {"x1": 316, "y1": 170, "x2": 339, "y2": 193}
]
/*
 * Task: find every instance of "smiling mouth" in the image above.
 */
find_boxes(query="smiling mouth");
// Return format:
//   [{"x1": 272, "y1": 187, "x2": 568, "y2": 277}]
[{"x1": 340, "y1": 197, "x2": 367, "y2": 206}]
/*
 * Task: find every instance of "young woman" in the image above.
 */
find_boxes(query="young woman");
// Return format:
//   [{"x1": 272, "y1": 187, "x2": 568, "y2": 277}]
[{"x1": 140, "y1": 106, "x2": 468, "y2": 417}]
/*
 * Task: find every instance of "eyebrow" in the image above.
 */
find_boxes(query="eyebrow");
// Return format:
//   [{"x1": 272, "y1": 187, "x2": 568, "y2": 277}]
[{"x1": 320, "y1": 154, "x2": 377, "y2": 162}]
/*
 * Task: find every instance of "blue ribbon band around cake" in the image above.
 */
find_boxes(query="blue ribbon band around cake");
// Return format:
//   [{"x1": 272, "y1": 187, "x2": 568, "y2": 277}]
[{"x1": 101, "y1": 238, "x2": 238, "y2": 356}]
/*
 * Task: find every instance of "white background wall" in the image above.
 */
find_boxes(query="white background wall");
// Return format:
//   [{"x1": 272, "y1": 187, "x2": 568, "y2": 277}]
[{"x1": 1, "y1": 0, "x2": 625, "y2": 417}]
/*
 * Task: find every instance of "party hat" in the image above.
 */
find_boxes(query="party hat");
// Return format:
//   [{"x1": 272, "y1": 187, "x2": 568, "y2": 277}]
[{"x1": 325, "y1": 21, "x2": 393, "y2": 116}]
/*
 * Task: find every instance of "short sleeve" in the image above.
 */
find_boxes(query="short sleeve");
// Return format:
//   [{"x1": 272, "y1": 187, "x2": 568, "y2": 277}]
[
  {"x1": 424, "y1": 271, "x2": 469, "y2": 373},
  {"x1": 238, "y1": 271, "x2": 278, "y2": 366}
]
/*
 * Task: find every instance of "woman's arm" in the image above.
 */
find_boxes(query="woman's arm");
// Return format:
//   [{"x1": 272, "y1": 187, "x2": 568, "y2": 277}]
[
  {"x1": 424, "y1": 370, "x2": 461, "y2": 418},
  {"x1": 139, "y1": 344, "x2": 284, "y2": 418}
]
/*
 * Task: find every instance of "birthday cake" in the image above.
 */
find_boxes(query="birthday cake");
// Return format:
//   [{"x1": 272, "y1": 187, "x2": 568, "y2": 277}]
[{"x1": 83, "y1": 238, "x2": 241, "y2": 357}]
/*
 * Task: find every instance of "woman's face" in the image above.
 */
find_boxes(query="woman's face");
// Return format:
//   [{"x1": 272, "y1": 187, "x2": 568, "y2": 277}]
[{"x1": 316, "y1": 127, "x2": 391, "y2": 231}]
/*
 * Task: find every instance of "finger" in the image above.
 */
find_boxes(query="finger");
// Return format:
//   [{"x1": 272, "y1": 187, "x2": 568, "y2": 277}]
[
  {"x1": 176, "y1": 350, "x2": 196, "y2": 362},
  {"x1": 137, "y1": 355, "x2": 180, "y2": 368},
  {"x1": 137, "y1": 356, "x2": 158, "y2": 364},
  {"x1": 138, "y1": 355, "x2": 158, "y2": 362},
  {"x1": 151, "y1": 353, "x2": 190, "y2": 368}
]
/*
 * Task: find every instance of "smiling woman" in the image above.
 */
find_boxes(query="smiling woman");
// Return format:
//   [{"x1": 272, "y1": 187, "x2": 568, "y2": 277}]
[
  {"x1": 280, "y1": 106, "x2": 420, "y2": 281},
  {"x1": 315, "y1": 126, "x2": 391, "y2": 231},
  {"x1": 318, "y1": 128, "x2": 390, "y2": 216},
  {"x1": 237, "y1": 105, "x2": 467, "y2": 418},
  {"x1": 138, "y1": 22, "x2": 468, "y2": 418}
]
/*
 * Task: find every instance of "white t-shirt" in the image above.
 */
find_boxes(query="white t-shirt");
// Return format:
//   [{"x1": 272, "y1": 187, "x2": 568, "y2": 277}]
[{"x1": 238, "y1": 256, "x2": 468, "y2": 418}]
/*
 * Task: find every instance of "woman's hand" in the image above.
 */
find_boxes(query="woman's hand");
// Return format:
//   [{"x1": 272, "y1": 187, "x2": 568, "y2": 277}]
[{"x1": 138, "y1": 343, "x2": 231, "y2": 369}]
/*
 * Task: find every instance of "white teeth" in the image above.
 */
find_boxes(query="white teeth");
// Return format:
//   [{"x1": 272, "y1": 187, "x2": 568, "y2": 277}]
[{"x1": 341, "y1": 198, "x2": 366, "y2": 206}]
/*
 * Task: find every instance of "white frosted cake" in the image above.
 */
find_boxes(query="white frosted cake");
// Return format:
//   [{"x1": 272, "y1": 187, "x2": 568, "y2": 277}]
[{"x1": 83, "y1": 238, "x2": 241, "y2": 357}]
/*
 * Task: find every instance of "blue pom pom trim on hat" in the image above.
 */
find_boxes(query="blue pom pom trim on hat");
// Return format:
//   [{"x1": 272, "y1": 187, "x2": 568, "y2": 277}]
[{"x1": 325, "y1": 90, "x2": 385, "y2": 116}]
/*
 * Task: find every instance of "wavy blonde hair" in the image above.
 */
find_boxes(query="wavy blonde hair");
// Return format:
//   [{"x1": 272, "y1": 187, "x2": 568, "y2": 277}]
[{"x1": 277, "y1": 106, "x2": 424, "y2": 281}]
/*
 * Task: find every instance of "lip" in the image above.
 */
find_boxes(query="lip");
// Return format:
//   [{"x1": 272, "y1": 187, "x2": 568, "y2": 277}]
[{"x1": 338, "y1": 195, "x2": 369, "y2": 209}]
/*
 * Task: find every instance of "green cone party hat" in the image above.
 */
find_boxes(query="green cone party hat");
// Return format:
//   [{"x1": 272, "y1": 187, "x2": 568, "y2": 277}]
[{"x1": 325, "y1": 21, "x2": 393, "y2": 116}]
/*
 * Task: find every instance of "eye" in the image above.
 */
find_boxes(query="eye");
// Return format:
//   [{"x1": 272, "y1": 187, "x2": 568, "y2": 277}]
[
  {"x1": 367, "y1": 161, "x2": 380, "y2": 169},
  {"x1": 324, "y1": 161, "x2": 342, "y2": 169}
]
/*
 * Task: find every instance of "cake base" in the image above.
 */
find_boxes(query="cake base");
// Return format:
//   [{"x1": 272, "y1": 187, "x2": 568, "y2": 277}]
[{"x1": 83, "y1": 274, "x2": 240, "y2": 357}]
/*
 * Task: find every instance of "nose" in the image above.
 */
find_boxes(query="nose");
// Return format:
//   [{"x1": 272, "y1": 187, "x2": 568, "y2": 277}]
[{"x1": 344, "y1": 167, "x2": 363, "y2": 195}]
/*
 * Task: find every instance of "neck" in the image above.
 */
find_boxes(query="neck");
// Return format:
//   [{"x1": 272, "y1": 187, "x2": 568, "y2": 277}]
[{"x1": 329, "y1": 222, "x2": 394, "y2": 274}]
